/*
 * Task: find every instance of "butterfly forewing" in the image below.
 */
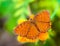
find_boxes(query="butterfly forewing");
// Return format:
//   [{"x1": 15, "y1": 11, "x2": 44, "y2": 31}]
[
  {"x1": 14, "y1": 21, "x2": 31, "y2": 37},
  {"x1": 34, "y1": 10, "x2": 50, "y2": 22},
  {"x1": 14, "y1": 21, "x2": 39, "y2": 39}
]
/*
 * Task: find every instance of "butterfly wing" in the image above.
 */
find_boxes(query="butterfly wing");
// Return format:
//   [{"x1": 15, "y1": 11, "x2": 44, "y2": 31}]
[
  {"x1": 34, "y1": 10, "x2": 50, "y2": 22},
  {"x1": 26, "y1": 23, "x2": 39, "y2": 39},
  {"x1": 14, "y1": 21, "x2": 31, "y2": 37},
  {"x1": 14, "y1": 21, "x2": 39, "y2": 39},
  {"x1": 35, "y1": 22, "x2": 50, "y2": 32},
  {"x1": 34, "y1": 10, "x2": 50, "y2": 32}
]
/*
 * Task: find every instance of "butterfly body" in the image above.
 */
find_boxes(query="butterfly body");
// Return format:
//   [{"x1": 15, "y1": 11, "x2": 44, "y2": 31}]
[{"x1": 14, "y1": 10, "x2": 50, "y2": 40}]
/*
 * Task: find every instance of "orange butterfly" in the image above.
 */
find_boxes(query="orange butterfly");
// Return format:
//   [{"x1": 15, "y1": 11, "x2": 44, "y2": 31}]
[{"x1": 14, "y1": 10, "x2": 50, "y2": 40}]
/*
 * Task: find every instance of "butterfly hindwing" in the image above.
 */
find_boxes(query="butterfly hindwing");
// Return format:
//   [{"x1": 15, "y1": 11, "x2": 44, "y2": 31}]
[
  {"x1": 26, "y1": 23, "x2": 39, "y2": 39},
  {"x1": 35, "y1": 22, "x2": 50, "y2": 32}
]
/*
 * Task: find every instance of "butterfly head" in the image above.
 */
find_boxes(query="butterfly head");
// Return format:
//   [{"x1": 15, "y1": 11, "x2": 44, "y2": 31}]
[{"x1": 29, "y1": 14, "x2": 34, "y2": 21}]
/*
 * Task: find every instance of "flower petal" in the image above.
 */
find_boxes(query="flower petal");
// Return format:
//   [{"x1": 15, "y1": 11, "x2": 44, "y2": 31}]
[
  {"x1": 38, "y1": 32, "x2": 49, "y2": 41},
  {"x1": 17, "y1": 36, "x2": 38, "y2": 43}
]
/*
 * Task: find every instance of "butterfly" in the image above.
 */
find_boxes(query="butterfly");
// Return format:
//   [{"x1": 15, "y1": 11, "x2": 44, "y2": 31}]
[{"x1": 14, "y1": 10, "x2": 50, "y2": 40}]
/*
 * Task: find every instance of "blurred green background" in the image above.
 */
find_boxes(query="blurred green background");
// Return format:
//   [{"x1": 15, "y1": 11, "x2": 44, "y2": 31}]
[{"x1": 0, "y1": 0, "x2": 60, "y2": 46}]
